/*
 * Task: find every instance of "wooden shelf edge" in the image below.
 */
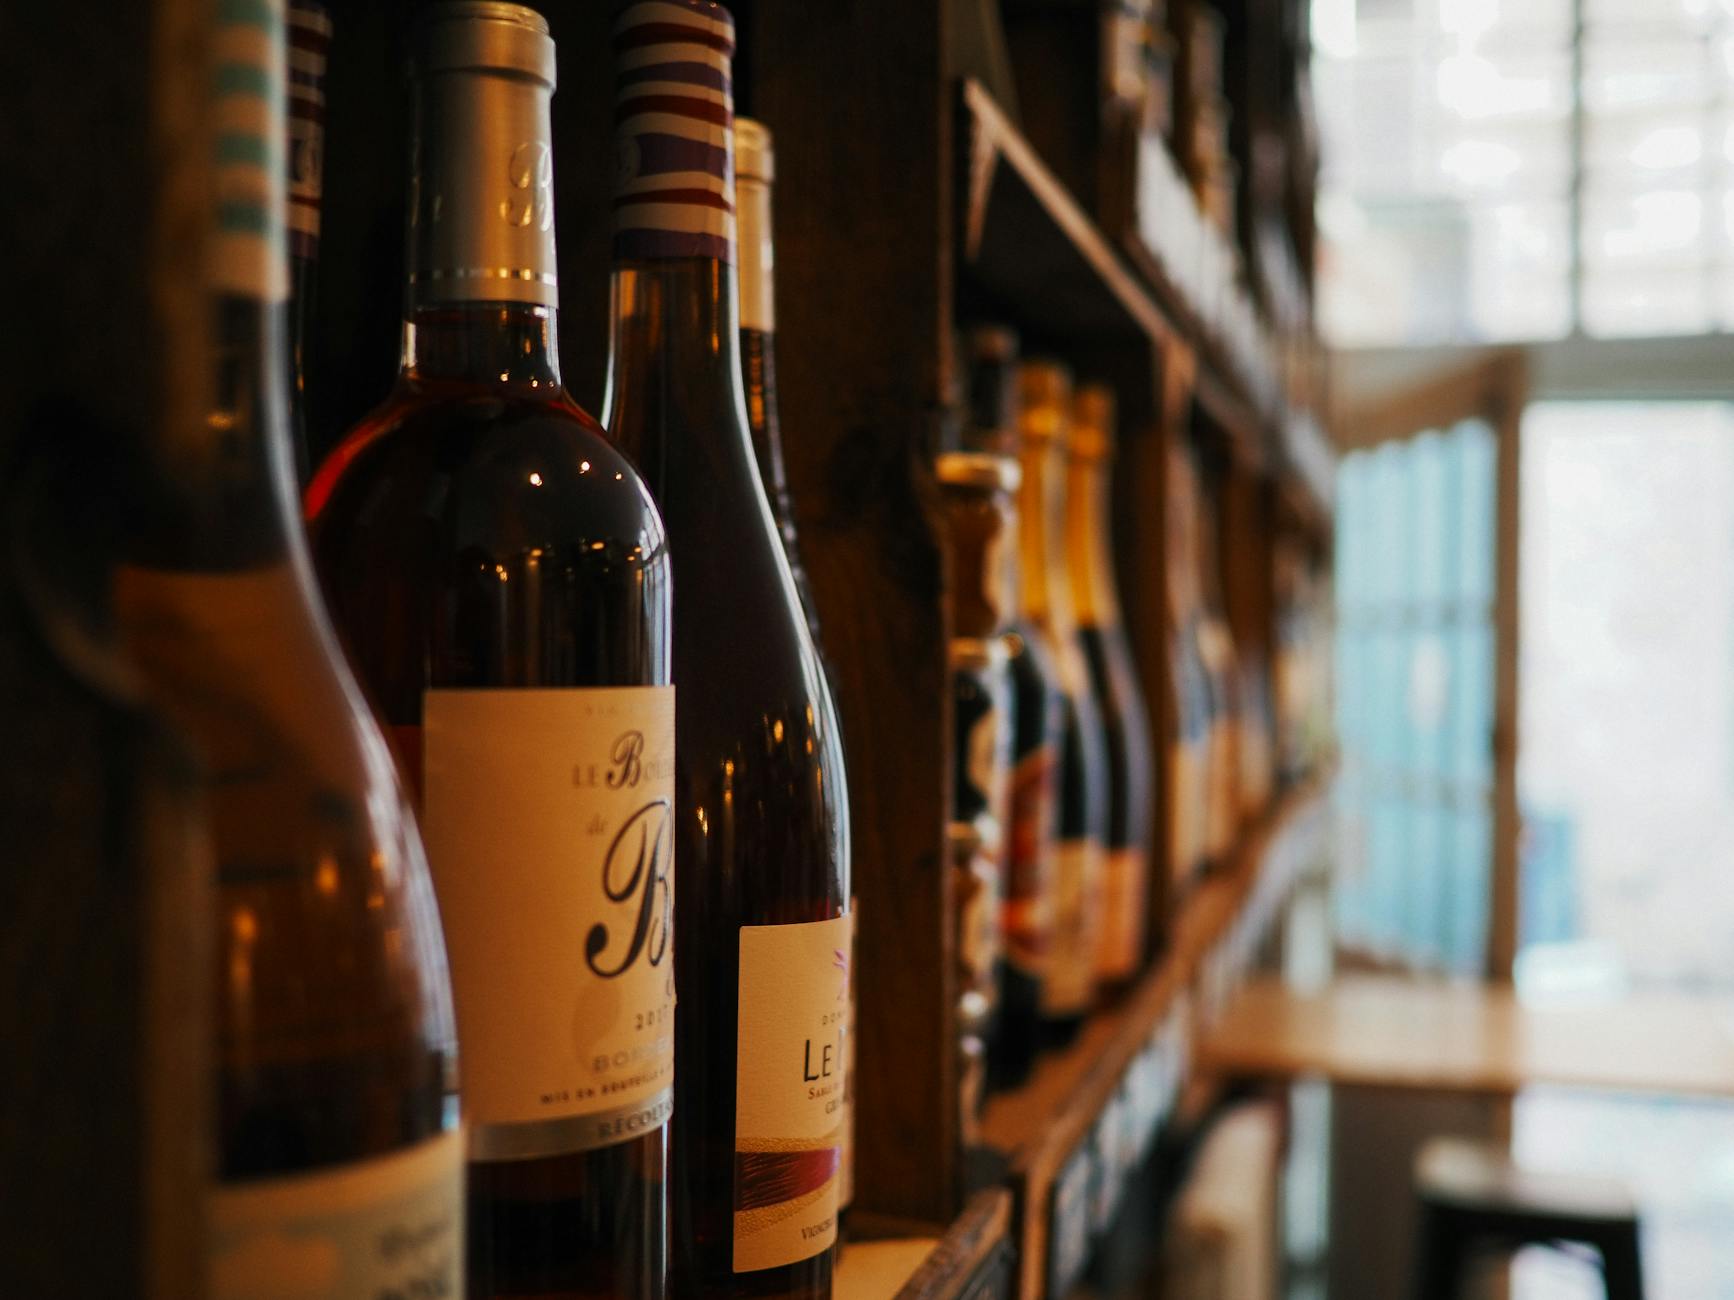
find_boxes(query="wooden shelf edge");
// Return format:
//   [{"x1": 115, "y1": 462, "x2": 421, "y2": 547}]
[
  {"x1": 838, "y1": 1189, "x2": 1015, "y2": 1300},
  {"x1": 1193, "y1": 357, "x2": 1269, "y2": 470},
  {"x1": 897, "y1": 1188, "x2": 1015, "y2": 1299},
  {"x1": 976, "y1": 769, "x2": 1335, "y2": 1297},
  {"x1": 980, "y1": 770, "x2": 1331, "y2": 1162},
  {"x1": 962, "y1": 78, "x2": 1176, "y2": 349},
  {"x1": 958, "y1": 79, "x2": 1336, "y2": 524}
]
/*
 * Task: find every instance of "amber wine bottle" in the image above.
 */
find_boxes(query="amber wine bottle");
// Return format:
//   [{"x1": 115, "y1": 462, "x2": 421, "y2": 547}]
[
  {"x1": 603, "y1": 5, "x2": 851, "y2": 1297},
  {"x1": 306, "y1": 7, "x2": 674, "y2": 1297},
  {"x1": 1016, "y1": 361, "x2": 1110, "y2": 1039},
  {"x1": 1066, "y1": 385, "x2": 1156, "y2": 984},
  {"x1": 113, "y1": 3, "x2": 462, "y2": 1295}
]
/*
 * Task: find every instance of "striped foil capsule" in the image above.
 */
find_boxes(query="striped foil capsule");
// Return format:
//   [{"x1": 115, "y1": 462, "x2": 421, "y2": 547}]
[
  {"x1": 286, "y1": 0, "x2": 331, "y2": 260},
  {"x1": 612, "y1": 0, "x2": 737, "y2": 264},
  {"x1": 214, "y1": 0, "x2": 288, "y2": 302}
]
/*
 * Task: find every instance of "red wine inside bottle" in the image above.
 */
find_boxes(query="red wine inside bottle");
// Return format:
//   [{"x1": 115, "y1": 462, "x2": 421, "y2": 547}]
[
  {"x1": 114, "y1": 6, "x2": 462, "y2": 1295},
  {"x1": 305, "y1": 7, "x2": 673, "y2": 1297},
  {"x1": 604, "y1": 6, "x2": 851, "y2": 1296}
]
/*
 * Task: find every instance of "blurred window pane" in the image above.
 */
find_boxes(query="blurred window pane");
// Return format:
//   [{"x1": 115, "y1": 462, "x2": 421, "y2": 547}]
[
  {"x1": 1436, "y1": 119, "x2": 1574, "y2": 198},
  {"x1": 1583, "y1": 190, "x2": 1706, "y2": 263},
  {"x1": 1470, "y1": 267, "x2": 1574, "y2": 340},
  {"x1": 1334, "y1": 422, "x2": 1499, "y2": 973},
  {"x1": 1583, "y1": 264, "x2": 1715, "y2": 336},
  {"x1": 1585, "y1": 0, "x2": 1720, "y2": 35},
  {"x1": 1583, "y1": 39, "x2": 1713, "y2": 115},
  {"x1": 1315, "y1": 1, "x2": 1734, "y2": 343},
  {"x1": 1585, "y1": 111, "x2": 1707, "y2": 188},
  {"x1": 1519, "y1": 401, "x2": 1734, "y2": 989},
  {"x1": 1436, "y1": 51, "x2": 1575, "y2": 123}
]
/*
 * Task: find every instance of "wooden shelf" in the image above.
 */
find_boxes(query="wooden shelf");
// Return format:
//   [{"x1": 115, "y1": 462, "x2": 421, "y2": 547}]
[
  {"x1": 975, "y1": 773, "x2": 1334, "y2": 1299},
  {"x1": 959, "y1": 79, "x2": 1306, "y2": 486},
  {"x1": 839, "y1": 1190, "x2": 1017, "y2": 1300},
  {"x1": 962, "y1": 78, "x2": 1176, "y2": 348},
  {"x1": 1118, "y1": 133, "x2": 1288, "y2": 431}
]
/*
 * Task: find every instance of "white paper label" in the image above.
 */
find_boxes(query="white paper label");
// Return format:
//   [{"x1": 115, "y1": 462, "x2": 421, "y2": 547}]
[
  {"x1": 422, "y1": 686, "x2": 675, "y2": 1160},
  {"x1": 209, "y1": 1130, "x2": 463, "y2": 1300},
  {"x1": 734, "y1": 912, "x2": 851, "y2": 1272}
]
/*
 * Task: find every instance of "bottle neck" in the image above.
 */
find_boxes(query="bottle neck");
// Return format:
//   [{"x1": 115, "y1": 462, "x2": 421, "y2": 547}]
[
  {"x1": 400, "y1": 302, "x2": 562, "y2": 389},
  {"x1": 134, "y1": 297, "x2": 304, "y2": 572},
  {"x1": 603, "y1": 258, "x2": 750, "y2": 462},
  {"x1": 1018, "y1": 437, "x2": 1071, "y2": 630},
  {"x1": 136, "y1": 0, "x2": 300, "y2": 574},
  {"x1": 742, "y1": 324, "x2": 790, "y2": 497},
  {"x1": 405, "y1": 55, "x2": 560, "y2": 346},
  {"x1": 285, "y1": 1, "x2": 329, "y2": 488},
  {"x1": 738, "y1": 170, "x2": 783, "y2": 486},
  {"x1": 738, "y1": 173, "x2": 775, "y2": 337},
  {"x1": 1066, "y1": 454, "x2": 1120, "y2": 628},
  {"x1": 605, "y1": 3, "x2": 747, "y2": 469}
]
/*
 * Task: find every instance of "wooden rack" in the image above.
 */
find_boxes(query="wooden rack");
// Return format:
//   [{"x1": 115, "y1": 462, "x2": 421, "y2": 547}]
[
  {"x1": 288, "y1": 4, "x2": 1343, "y2": 1295},
  {"x1": 980, "y1": 775, "x2": 1332, "y2": 1299},
  {"x1": 8, "y1": 1, "x2": 1336, "y2": 1294},
  {"x1": 830, "y1": 772, "x2": 1329, "y2": 1300}
]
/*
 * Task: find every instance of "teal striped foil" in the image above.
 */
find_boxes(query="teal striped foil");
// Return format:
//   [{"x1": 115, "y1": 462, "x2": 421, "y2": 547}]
[{"x1": 212, "y1": 0, "x2": 287, "y2": 301}]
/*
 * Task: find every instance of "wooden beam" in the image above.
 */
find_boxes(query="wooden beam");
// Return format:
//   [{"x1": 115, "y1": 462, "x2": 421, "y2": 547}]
[{"x1": 1487, "y1": 353, "x2": 1529, "y2": 983}]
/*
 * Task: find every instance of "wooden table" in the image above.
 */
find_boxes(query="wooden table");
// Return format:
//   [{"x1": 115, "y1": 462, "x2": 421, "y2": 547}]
[{"x1": 1198, "y1": 974, "x2": 1734, "y2": 1099}]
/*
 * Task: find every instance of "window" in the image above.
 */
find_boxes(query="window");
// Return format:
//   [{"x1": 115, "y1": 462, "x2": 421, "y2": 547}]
[
  {"x1": 1313, "y1": 0, "x2": 1734, "y2": 345},
  {"x1": 1514, "y1": 401, "x2": 1734, "y2": 1300},
  {"x1": 1518, "y1": 401, "x2": 1734, "y2": 994},
  {"x1": 1333, "y1": 421, "x2": 1498, "y2": 972}
]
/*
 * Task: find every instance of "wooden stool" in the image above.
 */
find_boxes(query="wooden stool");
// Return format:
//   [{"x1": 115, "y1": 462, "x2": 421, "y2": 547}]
[{"x1": 1411, "y1": 1137, "x2": 1644, "y2": 1300}]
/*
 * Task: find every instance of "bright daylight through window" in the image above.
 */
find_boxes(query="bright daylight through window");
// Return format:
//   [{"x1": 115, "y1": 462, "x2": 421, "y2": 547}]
[{"x1": 1314, "y1": 0, "x2": 1734, "y2": 344}]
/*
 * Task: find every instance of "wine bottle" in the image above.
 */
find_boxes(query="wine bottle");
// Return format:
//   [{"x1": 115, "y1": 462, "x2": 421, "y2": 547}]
[
  {"x1": 112, "y1": 4, "x2": 462, "y2": 1295},
  {"x1": 961, "y1": 329, "x2": 1061, "y2": 1091},
  {"x1": 998, "y1": 621, "x2": 1064, "y2": 1070},
  {"x1": 284, "y1": 0, "x2": 330, "y2": 486},
  {"x1": 1219, "y1": 464, "x2": 1276, "y2": 818},
  {"x1": 1194, "y1": 447, "x2": 1241, "y2": 867},
  {"x1": 736, "y1": 115, "x2": 856, "y2": 1226},
  {"x1": 737, "y1": 116, "x2": 823, "y2": 651},
  {"x1": 1016, "y1": 361, "x2": 1110, "y2": 1039},
  {"x1": 305, "y1": 7, "x2": 674, "y2": 1297},
  {"x1": 1066, "y1": 385, "x2": 1156, "y2": 984},
  {"x1": 947, "y1": 631, "x2": 1012, "y2": 1135},
  {"x1": 1165, "y1": 440, "x2": 1211, "y2": 894},
  {"x1": 603, "y1": 5, "x2": 851, "y2": 1296},
  {"x1": 937, "y1": 348, "x2": 1017, "y2": 1125},
  {"x1": 939, "y1": 335, "x2": 1014, "y2": 1087}
]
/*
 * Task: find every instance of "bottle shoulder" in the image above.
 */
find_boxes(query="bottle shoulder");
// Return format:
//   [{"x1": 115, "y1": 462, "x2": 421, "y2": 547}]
[{"x1": 308, "y1": 383, "x2": 669, "y2": 558}]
